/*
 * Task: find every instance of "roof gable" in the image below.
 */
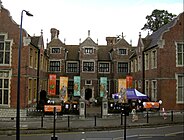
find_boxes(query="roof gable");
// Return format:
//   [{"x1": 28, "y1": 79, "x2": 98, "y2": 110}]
[{"x1": 80, "y1": 37, "x2": 97, "y2": 47}]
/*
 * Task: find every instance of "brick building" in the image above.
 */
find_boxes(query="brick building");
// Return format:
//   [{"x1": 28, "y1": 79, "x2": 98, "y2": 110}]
[
  {"x1": 47, "y1": 29, "x2": 131, "y2": 101},
  {"x1": 0, "y1": 0, "x2": 183, "y2": 114},
  {"x1": 0, "y1": 3, "x2": 48, "y2": 114},
  {"x1": 130, "y1": 12, "x2": 184, "y2": 110}
]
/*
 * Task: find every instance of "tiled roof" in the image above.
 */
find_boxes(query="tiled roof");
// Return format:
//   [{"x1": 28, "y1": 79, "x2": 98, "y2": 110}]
[
  {"x1": 31, "y1": 36, "x2": 40, "y2": 47},
  {"x1": 98, "y1": 45, "x2": 112, "y2": 60},
  {"x1": 48, "y1": 38, "x2": 64, "y2": 47},
  {"x1": 115, "y1": 37, "x2": 130, "y2": 47},
  {"x1": 65, "y1": 45, "x2": 79, "y2": 60},
  {"x1": 80, "y1": 37, "x2": 97, "y2": 47},
  {"x1": 144, "y1": 18, "x2": 177, "y2": 50}
]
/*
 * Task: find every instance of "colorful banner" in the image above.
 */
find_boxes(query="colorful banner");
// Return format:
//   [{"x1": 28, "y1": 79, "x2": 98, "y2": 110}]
[
  {"x1": 60, "y1": 76, "x2": 68, "y2": 102},
  {"x1": 74, "y1": 76, "x2": 80, "y2": 96},
  {"x1": 48, "y1": 74, "x2": 56, "y2": 96},
  {"x1": 118, "y1": 79, "x2": 127, "y2": 103},
  {"x1": 118, "y1": 79, "x2": 126, "y2": 93},
  {"x1": 100, "y1": 77, "x2": 107, "y2": 97},
  {"x1": 126, "y1": 75, "x2": 133, "y2": 88}
]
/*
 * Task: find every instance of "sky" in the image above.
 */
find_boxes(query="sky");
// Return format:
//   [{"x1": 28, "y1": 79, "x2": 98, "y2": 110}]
[{"x1": 1, "y1": 0, "x2": 183, "y2": 47}]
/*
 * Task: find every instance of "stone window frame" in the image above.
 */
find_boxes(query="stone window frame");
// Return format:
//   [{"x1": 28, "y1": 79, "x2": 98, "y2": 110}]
[
  {"x1": 49, "y1": 60, "x2": 61, "y2": 72},
  {"x1": 66, "y1": 61, "x2": 79, "y2": 73},
  {"x1": 175, "y1": 42, "x2": 184, "y2": 67},
  {"x1": 176, "y1": 73, "x2": 184, "y2": 104},
  {"x1": 82, "y1": 60, "x2": 95, "y2": 73},
  {"x1": 0, "y1": 70, "x2": 11, "y2": 107},
  {"x1": 50, "y1": 47, "x2": 61, "y2": 54},
  {"x1": 0, "y1": 33, "x2": 12, "y2": 66},
  {"x1": 98, "y1": 62, "x2": 110, "y2": 73},
  {"x1": 117, "y1": 61, "x2": 128, "y2": 73},
  {"x1": 151, "y1": 80, "x2": 157, "y2": 101}
]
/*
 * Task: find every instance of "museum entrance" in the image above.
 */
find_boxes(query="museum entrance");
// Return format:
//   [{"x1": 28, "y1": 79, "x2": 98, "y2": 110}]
[{"x1": 85, "y1": 88, "x2": 92, "y2": 100}]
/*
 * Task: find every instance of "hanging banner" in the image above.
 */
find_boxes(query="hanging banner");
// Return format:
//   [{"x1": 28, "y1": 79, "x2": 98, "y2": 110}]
[
  {"x1": 126, "y1": 75, "x2": 133, "y2": 89},
  {"x1": 118, "y1": 79, "x2": 127, "y2": 103},
  {"x1": 60, "y1": 76, "x2": 68, "y2": 102},
  {"x1": 48, "y1": 74, "x2": 56, "y2": 96},
  {"x1": 118, "y1": 79, "x2": 126, "y2": 92},
  {"x1": 100, "y1": 77, "x2": 107, "y2": 97},
  {"x1": 74, "y1": 76, "x2": 80, "y2": 96}
]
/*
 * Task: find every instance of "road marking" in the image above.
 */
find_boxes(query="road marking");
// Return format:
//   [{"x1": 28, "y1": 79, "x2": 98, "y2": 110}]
[
  {"x1": 165, "y1": 131, "x2": 184, "y2": 136},
  {"x1": 113, "y1": 135, "x2": 138, "y2": 140}
]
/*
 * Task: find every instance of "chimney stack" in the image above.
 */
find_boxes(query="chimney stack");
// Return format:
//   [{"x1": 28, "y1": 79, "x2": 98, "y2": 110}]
[{"x1": 50, "y1": 28, "x2": 59, "y2": 40}]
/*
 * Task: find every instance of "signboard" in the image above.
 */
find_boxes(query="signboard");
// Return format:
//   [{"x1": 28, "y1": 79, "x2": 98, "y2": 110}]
[
  {"x1": 143, "y1": 102, "x2": 160, "y2": 109},
  {"x1": 60, "y1": 76, "x2": 68, "y2": 102},
  {"x1": 100, "y1": 77, "x2": 107, "y2": 97},
  {"x1": 48, "y1": 74, "x2": 56, "y2": 96},
  {"x1": 74, "y1": 76, "x2": 80, "y2": 96},
  {"x1": 44, "y1": 105, "x2": 62, "y2": 112}
]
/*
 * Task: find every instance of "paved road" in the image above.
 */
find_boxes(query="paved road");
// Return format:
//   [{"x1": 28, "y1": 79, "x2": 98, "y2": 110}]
[{"x1": 0, "y1": 124, "x2": 183, "y2": 140}]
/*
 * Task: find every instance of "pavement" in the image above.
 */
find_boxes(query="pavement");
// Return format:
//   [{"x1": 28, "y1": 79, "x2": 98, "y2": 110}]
[{"x1": 0, "y1": 109, "x2": 183, "y2": 136}]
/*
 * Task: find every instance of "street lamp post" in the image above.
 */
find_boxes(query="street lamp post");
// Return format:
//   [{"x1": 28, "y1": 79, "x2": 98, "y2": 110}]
[{"x1": 16, "y1": 10, "x2": 33, "y2": 140}]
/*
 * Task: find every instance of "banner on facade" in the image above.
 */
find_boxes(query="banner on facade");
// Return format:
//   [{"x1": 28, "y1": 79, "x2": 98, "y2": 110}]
[
  {"x1": 60, "y1": 76, "x2": 68, "y2": 102},
  {"x1": 100, "y1": 77, "x2": 107, "y2": 97},
  {"x1": 126, "y1": 75, "x2": 133, "y2": 88},
  {"x1": 118, "y1": 79, "x2": 126, "y2": 92},
  {"x1": 118, "y1": 79, "x2": 127, "y2": 103},
  {"x1": 48, "y1": 74, "x2": 56, "y2": 96},
  {"x1": 74, "y1": 76, "x2": 80, "y2": 96}
]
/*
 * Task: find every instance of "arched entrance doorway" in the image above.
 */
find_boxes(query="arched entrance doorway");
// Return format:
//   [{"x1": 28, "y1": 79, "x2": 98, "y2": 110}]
[{"x1": 85, "y1": 88, "x2": 92, "y2": 100}]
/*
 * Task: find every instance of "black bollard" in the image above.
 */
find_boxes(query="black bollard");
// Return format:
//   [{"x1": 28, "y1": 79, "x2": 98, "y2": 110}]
[
  {"x1": 171, "y1": 110, "x2": 174, "y2": 122},
  {"x1": 41, "y1": 114, "x2": 44, "y2": 128},
  {"x1": 94, "y1": 116, "x2": 97, "y2": 127},
  {"x1": 51, "y1": 107, "x2": 58, "y2": 140},
  {"x1": 124, "y1": 113, "x2": 127, "y2": 140},
  {"x1": 146, "y1": 111, "x2": 149, "y2": 123},
  {"x1": 68, "y1": 116, "x2": 70, "y2": 128},
  {"x1": 121, "y1": 113, "x2": 123, "y2": 125}
]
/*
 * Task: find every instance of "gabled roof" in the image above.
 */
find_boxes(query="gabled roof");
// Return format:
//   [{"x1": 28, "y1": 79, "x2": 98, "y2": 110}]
[
  {"x1": 48, "y1": 38, "x2": 64, "y2": 47},
  {"x1": 31, "y1": 36, "x2": 40, "y2": 47},
  {"x1": 115, "y1": 37, "x2": 130, "y2": 47},
  {"x1": 80, "y1": 37, "x2": 97, "y2": 47},
  {"x1": 144, "y1": 17, "x2": 177, "y2": 50}
]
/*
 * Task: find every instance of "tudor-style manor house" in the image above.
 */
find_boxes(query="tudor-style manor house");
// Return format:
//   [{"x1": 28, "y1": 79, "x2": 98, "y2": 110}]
[
  {"x1": 47, "y1": 28, "x2": 131, "y2": 102},
  {"x1": 0, "y1": 1, "x2": 183, "y2": 117}
]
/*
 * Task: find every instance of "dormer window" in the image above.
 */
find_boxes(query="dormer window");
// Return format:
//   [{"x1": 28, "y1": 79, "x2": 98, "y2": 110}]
[
  {"x1": 51, "y1": 48, "x2": 61, "y2": 54},
  {"x1": 84, "y1": 48, "x2": 93, "y2": 54},
  {"x1": 119, "y1": 48, "x2": 127, "y2": 55}
]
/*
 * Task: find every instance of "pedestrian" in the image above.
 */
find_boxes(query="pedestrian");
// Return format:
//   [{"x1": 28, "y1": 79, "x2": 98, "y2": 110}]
[
  {"x1": 132, "y1": 108, "x2": 138, "y2": 122},
  {"x1": 162, "y1": 108, "x2": 167, "y2": 120}
]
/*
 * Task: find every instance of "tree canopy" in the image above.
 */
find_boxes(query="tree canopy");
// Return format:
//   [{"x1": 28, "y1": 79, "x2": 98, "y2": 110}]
[{"x1": 141, "y1": 9, "x2": 176, "y2": 32}]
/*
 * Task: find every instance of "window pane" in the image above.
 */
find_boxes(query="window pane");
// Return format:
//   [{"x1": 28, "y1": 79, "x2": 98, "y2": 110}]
[
  {"x1": 0, "y1": 52, "x2": 3, "y2": 64},
  {"x1": 0, "y1": 90, "x2": 2, "y2": 104},
  {"x1": 0, "y1": 35, "x2": 4, "y2": 41},
  {"x1": 0, "y1": 43, "x2": 4, "y2": 50},
  {"x1": 5, "y1": 52, "x2": 10, "y2": 64},
  {"x1": 4, "y1": 79, "x2": 9, "y2": 88},
  {"x1": 0, "y1": 79, "x2": 2, "y2": 88},
  {"x1": 5, "y1": 42, "x2": 10, "y2": 50},
  {"x1": 178, "y1": 87, "x2": 183, "y2": 102},
  {"x1": 4, "y1": 90, "x2": 8, "y2": 104}
]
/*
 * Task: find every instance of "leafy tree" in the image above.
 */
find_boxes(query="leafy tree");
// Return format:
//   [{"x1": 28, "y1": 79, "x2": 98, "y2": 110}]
[{"x1": 141, "y1": 9, "x2": 176, "y2": 32}]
